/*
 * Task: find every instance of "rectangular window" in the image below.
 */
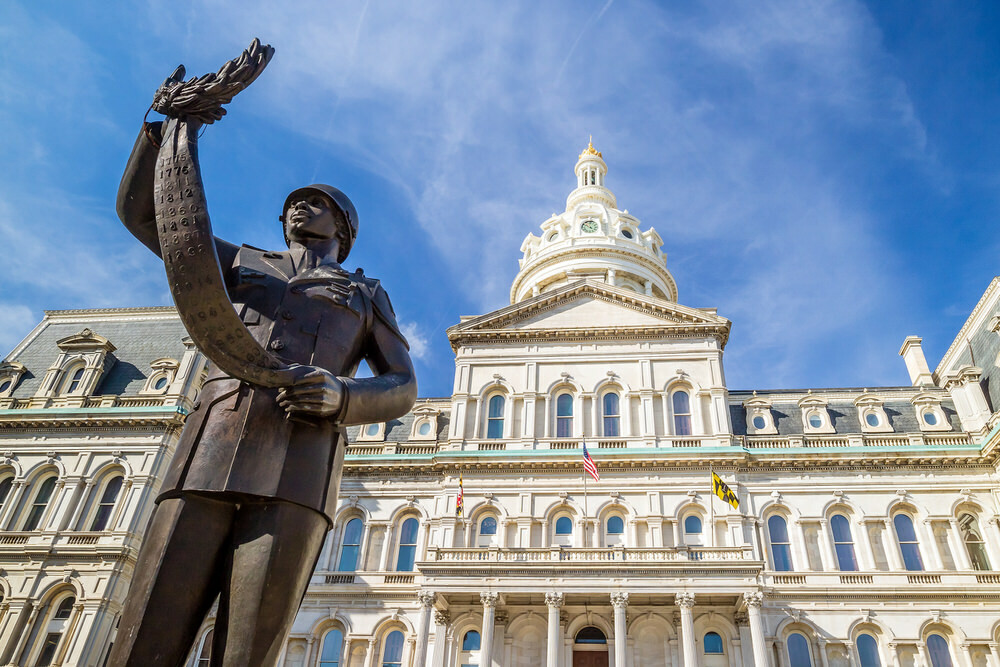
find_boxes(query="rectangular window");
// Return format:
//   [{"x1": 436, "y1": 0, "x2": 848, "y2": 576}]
[
  {"x1": 772, "y1": 543, "x2": 793, "y2": 572},
  {"x1": 337, "y1": 545, "x2": 359, "y2": 572},
  {"x1": 396, "y1": 545, "x2": 416, "y2": 572}
]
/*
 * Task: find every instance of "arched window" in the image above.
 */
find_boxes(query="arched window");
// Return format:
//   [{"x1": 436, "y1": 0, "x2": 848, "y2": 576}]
[
  {"x1": 395, "y1": 518, "x2": 419, "y2": 571},
  {"x1": 459, "y1": 629, "x2": 481, "y2": 667},
  {"x1": 463, "y1": 631, "x2": 481, "y2": 651},
  {"x1": 958, "y1": 512, "x2": 991, "y2": 570},
  {"x1": 704, "y1": 632, "x2": 724, "y2": 654},
  {"x1": 831, "y1": 515, "x2": 858, "y2": 571},
  {"x1": 90, "y1": 476, "x2": 123, "y2": 531},
  {"x1": 556, "y1": 393, "x2": 573, "y2": 438},
  {"x1": 602, "y1": 392, "x2": 620, "y2": 437},
  {"x1": 337, "y1": 518, "x2": 364, "y2": 572},
  {"x1": 486, "y1": 395, "x2": 505, "y2": 439},
  {"x1": 196, "y1": 629, "x2": 213, "y2": 667},
  {"x1": 893, "y1": 514, "x2": 924, "y2": 571},
  {"x1": 857, "y1": 634, "x2": 882, "y2": 667},
  {"x1": 478, "y1": 516, "x2": 498, "y2": 547},
  {"x1": 33, "y1": 595, "x2": 75, "y2": 666},
  {"x1": 24, "y1": 476, "x2": 57, "y2": 531},
  {"x1": 926, "y1": 635, "x2": 952, "y2": 667},
  {"x1": 606, "y1": 515, "x2": 624, "y2": 546},
  {"x1": 575, "y1": 627, "x2": 607, "y2": 644},
  {"x1": 63, "y1": 366, "x2": 86, "y2": 395},
  {"x1": 684, "y1": 515, "x2": 703, "y2": 545},
  {"x1": 788, "y1": 633, "x2": 812, "y2": 667},
  {"x1": 319, "y1": 628, "x2": 344, "y2": 667},
  {"x1": 767, "y1": 515, "x2": 793, "y2": 572},
  {"x1": 381, "y1": 630, "x2": 405, "y2": 667},
  {"x1": 673, "y1": 391, "x2": 692, "y2": 436},
  {"x1": 555, "y1": 516, "x2": 573, "y2": 535}
]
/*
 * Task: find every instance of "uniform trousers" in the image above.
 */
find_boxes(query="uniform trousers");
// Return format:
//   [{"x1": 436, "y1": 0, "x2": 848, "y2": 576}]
[{"x1": 107, "y1": 493, "x2": 328, "y2": 667}]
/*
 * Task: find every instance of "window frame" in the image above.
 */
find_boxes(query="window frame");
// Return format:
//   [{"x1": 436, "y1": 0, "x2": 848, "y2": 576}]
[
  {"x1": 601, "y1": 391, "x2": 620, "y2": 437},
  {"x1": 892, "y1": 513, "x2": 924, "y2": 571},
  {"x1": 957, "y1": 512, "x2": 991, "y2": 571},
  {"x1": 556, "y1": 392, "x2": 574, "y2": 438},
  {"x1": 787, "y1": 632, "x2": 812, "y2": 667},
  {"x1": 926, "y1": 634, "x2": 953, "y2": 667},
  {"x1": 196, "y1": 629, "x2": 214, "y2": 667},
  {"x1": 830, "y1": 514, "x2": 859, "y2": 572},
  {"x1": 23, "y1": 475, "x2": 58, "y2": 531},
  {"x1": 61, "y1": 364, "x2": 87, "y2": 396},
  {"x1": 672, "y1": 390, "x2": 693, "y2": 436},
  {"x1": 337, "y1": 517, "x2": 365, "y2": 572},
  {"x1": 318, "y1": 627, "x2": 344, "y2": 667},
  {"x1": 703, "y1": 631, "x2": 724, "y2": 655},
  {"x1": 380, "y1": 629, "x2": 406, "y2": 667},
  {"x1": 767, "y1": 514, "x2": 793, "y2": 572},
  {"x1": 486, "y1": 394, "x2": 505, "y2": 440},
  {"x1": 27, "y1": 593, "x2": 75, "y2": 667},
  {"x1": 856, "y1": 634, "x2": 882, "y2": 667},
  {"x1": 88, "y1": 474, "x2": 124, "y2": 531},
  {"x1": 683, "y1": 513, "x2": 703, "y2": 546},
  {"x1": 394, "y1": 517, "x2": 420, "y2": 572}
]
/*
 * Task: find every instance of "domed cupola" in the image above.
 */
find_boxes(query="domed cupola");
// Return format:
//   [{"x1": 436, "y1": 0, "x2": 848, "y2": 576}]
[{"x1": 510, "y1": 141, "x2": 678, "y2": 304}]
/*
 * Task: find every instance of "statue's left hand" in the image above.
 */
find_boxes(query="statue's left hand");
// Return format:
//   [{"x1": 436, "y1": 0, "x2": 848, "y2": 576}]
[{"x1": 276, "y1": 366, "x2": 345, "y2": 420}]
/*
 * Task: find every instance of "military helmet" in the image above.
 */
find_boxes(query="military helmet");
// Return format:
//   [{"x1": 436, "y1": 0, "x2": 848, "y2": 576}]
[{"x1": 281, "y1": 184, "x2": 359, "y2": 263}]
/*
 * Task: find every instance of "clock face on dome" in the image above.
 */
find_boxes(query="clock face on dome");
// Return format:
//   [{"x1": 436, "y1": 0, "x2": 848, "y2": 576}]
[{"x1": 581, "y1": 220, "x2": 598, "y2": 233}]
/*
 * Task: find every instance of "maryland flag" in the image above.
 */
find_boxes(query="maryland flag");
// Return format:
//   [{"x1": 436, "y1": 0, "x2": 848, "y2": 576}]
[
  {"x1": 712, "y1": 471, "x2": 740, "y2": 510},
  {"x1": 456, "y1": 474, "x2": 464, "y2": 517}
]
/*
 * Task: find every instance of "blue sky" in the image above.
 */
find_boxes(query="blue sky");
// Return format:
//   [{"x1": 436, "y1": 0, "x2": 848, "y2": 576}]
[{"x1": 2, "y1": 1, "x2": 999, "y2": 398}]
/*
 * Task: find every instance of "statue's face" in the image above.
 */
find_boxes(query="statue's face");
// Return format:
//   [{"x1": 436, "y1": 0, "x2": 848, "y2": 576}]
[{"x1": 285, "y1": 194, "x2": 345, "y2": 244}]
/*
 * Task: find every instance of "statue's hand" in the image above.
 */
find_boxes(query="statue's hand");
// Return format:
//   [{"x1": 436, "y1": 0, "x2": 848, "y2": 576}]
[{"x1": 277, "y1": 366, "x2": 345, "y2": 421}]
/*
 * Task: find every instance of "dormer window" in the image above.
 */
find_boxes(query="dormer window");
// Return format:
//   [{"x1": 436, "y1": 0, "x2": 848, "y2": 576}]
[
  {"x1": 36, "y1": 329, "x2": 116, "y2": 399},
  {"x1": 744, "y1": 394, "x2": 777, "y2": 435},
  {"x1": 855, "y1": 392, "x2": 892, "y2": 433},
  {"x1": 911, "y1": 392, "x2": 950, "y2": 432},
  {"x1": 799, "y1": 395, "x2": 835, "y2": 434},
  {"x1": 0, "y1": 362, "x2": 26, "y2": 398},
  {"x1": 357, "y1": 422, "x2": 386, "y2": 442},
  {"x1": 141, "y1": 358, "x2": 180, "y2": 395},
  {"x1": 410, "y1": 405, "x2": 441, "y2": 441}
]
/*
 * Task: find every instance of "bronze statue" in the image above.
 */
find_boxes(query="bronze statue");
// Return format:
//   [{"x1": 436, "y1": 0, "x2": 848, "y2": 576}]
[{"x1": 108, "y1": 40, "x2": 417, "y2": 666}]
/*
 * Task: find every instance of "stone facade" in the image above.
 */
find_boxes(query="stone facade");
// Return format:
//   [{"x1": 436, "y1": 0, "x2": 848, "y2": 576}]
[{"x1": 1, "y1": 146, "x2": 999, "y2": 666}]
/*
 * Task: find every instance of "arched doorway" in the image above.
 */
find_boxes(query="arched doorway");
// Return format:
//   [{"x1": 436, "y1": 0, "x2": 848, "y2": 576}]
[{"x1": 573, "y1": 626, "x2": 609, "y2": 667}]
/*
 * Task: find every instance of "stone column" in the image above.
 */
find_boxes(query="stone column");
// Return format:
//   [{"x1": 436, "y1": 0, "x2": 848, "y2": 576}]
[
  {"x1": 480, "y1": 592, "x2": 499, "y2": 667},
  {"x1": 916, "y1": 642, "x2": 929, "y2": 667},
  {"x1": 611, "y1": 592, "x2": 629, "y2": 667},
  {"x1": 948, "y1": 519, "x2": 973, "y2": 570},
  {"x1": 887, "y1": 643, "x2": 902, "y2": 667},
  {"x1": 675, "y1": 593, "x2": 697, "y2": 667},
  {"x1": 792, "y1": 520, "x2": 811, "y2": 571},
  {"x1": 0, "y1": 480, "x2": 25, "y2": 529},
  {"x1": 961, "y1": 643, "x2": 975, "y2": 667},
  {"x1": 363, "y1": 638, "x2": 378, "y2": 667},
  {"x1": 856, "y1": 519, "x2": 877, "y2": 571},
  {"x1": 744, "y1": 592, "x2": 769, "y2": 667},
  {"x1": 432, "y1": 609, "x2": 449, "y2": 667},
  {"x1": 817, "y1": 639, "x2": 830, "y2": 667},
  {"x1": 986, "y1": 643, "x2": 1000, "y2": 667},
  {"x1": 919, "y1": 520, "x2": 943, "y2": 570},
  {"x1": 413, "y1": 591, "x2": 436, "y2": 666},
  {"x1": 546, "y1": 593, "x2": 563, "y2": 667},
  {"x1": 303, "y1": 637, "x2": 316, "y2": 667},
  {"x1": 845, "y1": 642, "x2": 859, "y2": 667},
  {"x1": 66, "y1": 480, "x2": 95, "y2": 530}
]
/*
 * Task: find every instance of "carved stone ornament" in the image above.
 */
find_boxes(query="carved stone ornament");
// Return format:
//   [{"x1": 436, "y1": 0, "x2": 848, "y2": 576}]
[
  {"x1": 481, "y1": 592, "x2": 500, "y2": 608},
  {"x1": 545, "y1": 592, "x2": 564, "y2": 608},
  {"x1": 743, "y1": 591, "x2": 764, "y2": 608},
  {"x1": 433, "y1": 609, "x2": 450, "y2": 626},
  {"x1": 610, "y1": 592, "x2": 629, "y2": 609},
  {"x1": 417, "y1": 591, "x2": 436, "y2": 608},
  {"x1": 674, "y1": 592, "x2": 695, "y2": 609}
]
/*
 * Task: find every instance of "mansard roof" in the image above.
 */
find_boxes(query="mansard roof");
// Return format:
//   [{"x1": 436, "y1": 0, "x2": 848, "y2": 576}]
[
  {"x1": 447, "y1": 279, "x2": 731, "y2": 350},
  {"x1": 2, "y1": 307, "x2": 189, "y2": 399}
]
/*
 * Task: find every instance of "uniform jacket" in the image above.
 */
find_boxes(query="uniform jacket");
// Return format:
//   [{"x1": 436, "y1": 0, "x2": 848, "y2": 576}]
[{"x1": 117, "y1": 124, "x2": 417, "y2": 522}]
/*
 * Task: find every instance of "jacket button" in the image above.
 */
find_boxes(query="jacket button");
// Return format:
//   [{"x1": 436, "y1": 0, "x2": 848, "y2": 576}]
[
  {"x1": 270, "y1": 339, "x2": 285, "y2": 351},
  {"x1": 282, "y1": 309, "x2": 294, "y2": 320}
]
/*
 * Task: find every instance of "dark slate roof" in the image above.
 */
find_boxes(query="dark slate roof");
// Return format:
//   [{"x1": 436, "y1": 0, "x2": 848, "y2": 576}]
[
  {"x1": 4, "y1": 310, "x2": 189, "y2": 399},
  {"x1": 948, "y1": 318, "x2": 1000, "y2": 414},
  {"x1": 345, "y1": 404, "x2": 451, "y2": 443},
  {"x1": 728, "y1": 391, "x2": 960, "y2": 436}
]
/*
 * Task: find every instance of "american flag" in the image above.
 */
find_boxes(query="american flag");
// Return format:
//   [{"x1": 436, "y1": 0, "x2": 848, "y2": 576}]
[
  {"x1": 456, "y1": 474, "x2": 464, "y2": 517},
  {"x1": 582, "y1": 443, "x2": 600, "y2": 482}
]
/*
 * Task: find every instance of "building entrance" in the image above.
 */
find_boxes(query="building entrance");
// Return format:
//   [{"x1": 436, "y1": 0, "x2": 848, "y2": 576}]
[{"x1": 573, "y1": 627, "x2": 609, "y2": 667}]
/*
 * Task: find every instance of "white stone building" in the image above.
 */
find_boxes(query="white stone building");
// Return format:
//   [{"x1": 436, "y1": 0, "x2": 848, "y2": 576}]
[{"x1": 1, "y1": 144, "x2": 999, "y2": 667}]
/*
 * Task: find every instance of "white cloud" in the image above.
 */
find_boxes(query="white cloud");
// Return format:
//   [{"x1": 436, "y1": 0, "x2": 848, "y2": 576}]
[{"x1": 399, "y1": 321, "x2": 430, "y2": 362}]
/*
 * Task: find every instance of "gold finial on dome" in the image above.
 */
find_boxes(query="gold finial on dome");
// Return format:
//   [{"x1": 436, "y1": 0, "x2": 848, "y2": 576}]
[{"x1": 579, "y1": 136, "x2": 602, "y2": 159}]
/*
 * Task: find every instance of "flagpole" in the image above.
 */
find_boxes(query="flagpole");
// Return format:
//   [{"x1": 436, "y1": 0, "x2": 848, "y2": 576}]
[{"x1": 709, "y1": 461, "x2": 715, "y2": 547}]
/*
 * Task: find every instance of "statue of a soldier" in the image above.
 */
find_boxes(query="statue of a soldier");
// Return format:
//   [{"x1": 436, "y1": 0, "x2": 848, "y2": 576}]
[{"x1": 107, "y1": 41, "x2": 417, "y2": 666}]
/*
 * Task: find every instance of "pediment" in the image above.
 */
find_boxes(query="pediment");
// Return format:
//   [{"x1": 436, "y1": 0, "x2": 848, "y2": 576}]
[{"x1": 448, "y1": 280, "x2": 730, "y2": 347}]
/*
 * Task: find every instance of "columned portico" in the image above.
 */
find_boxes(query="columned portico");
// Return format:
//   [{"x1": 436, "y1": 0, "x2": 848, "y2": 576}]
[
  {"x1": 675, "y1": 593, "x2": 697, "y2": 667},
  {"x1": 545, "y1": 592, "x2": 563, "y2": 667}
]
